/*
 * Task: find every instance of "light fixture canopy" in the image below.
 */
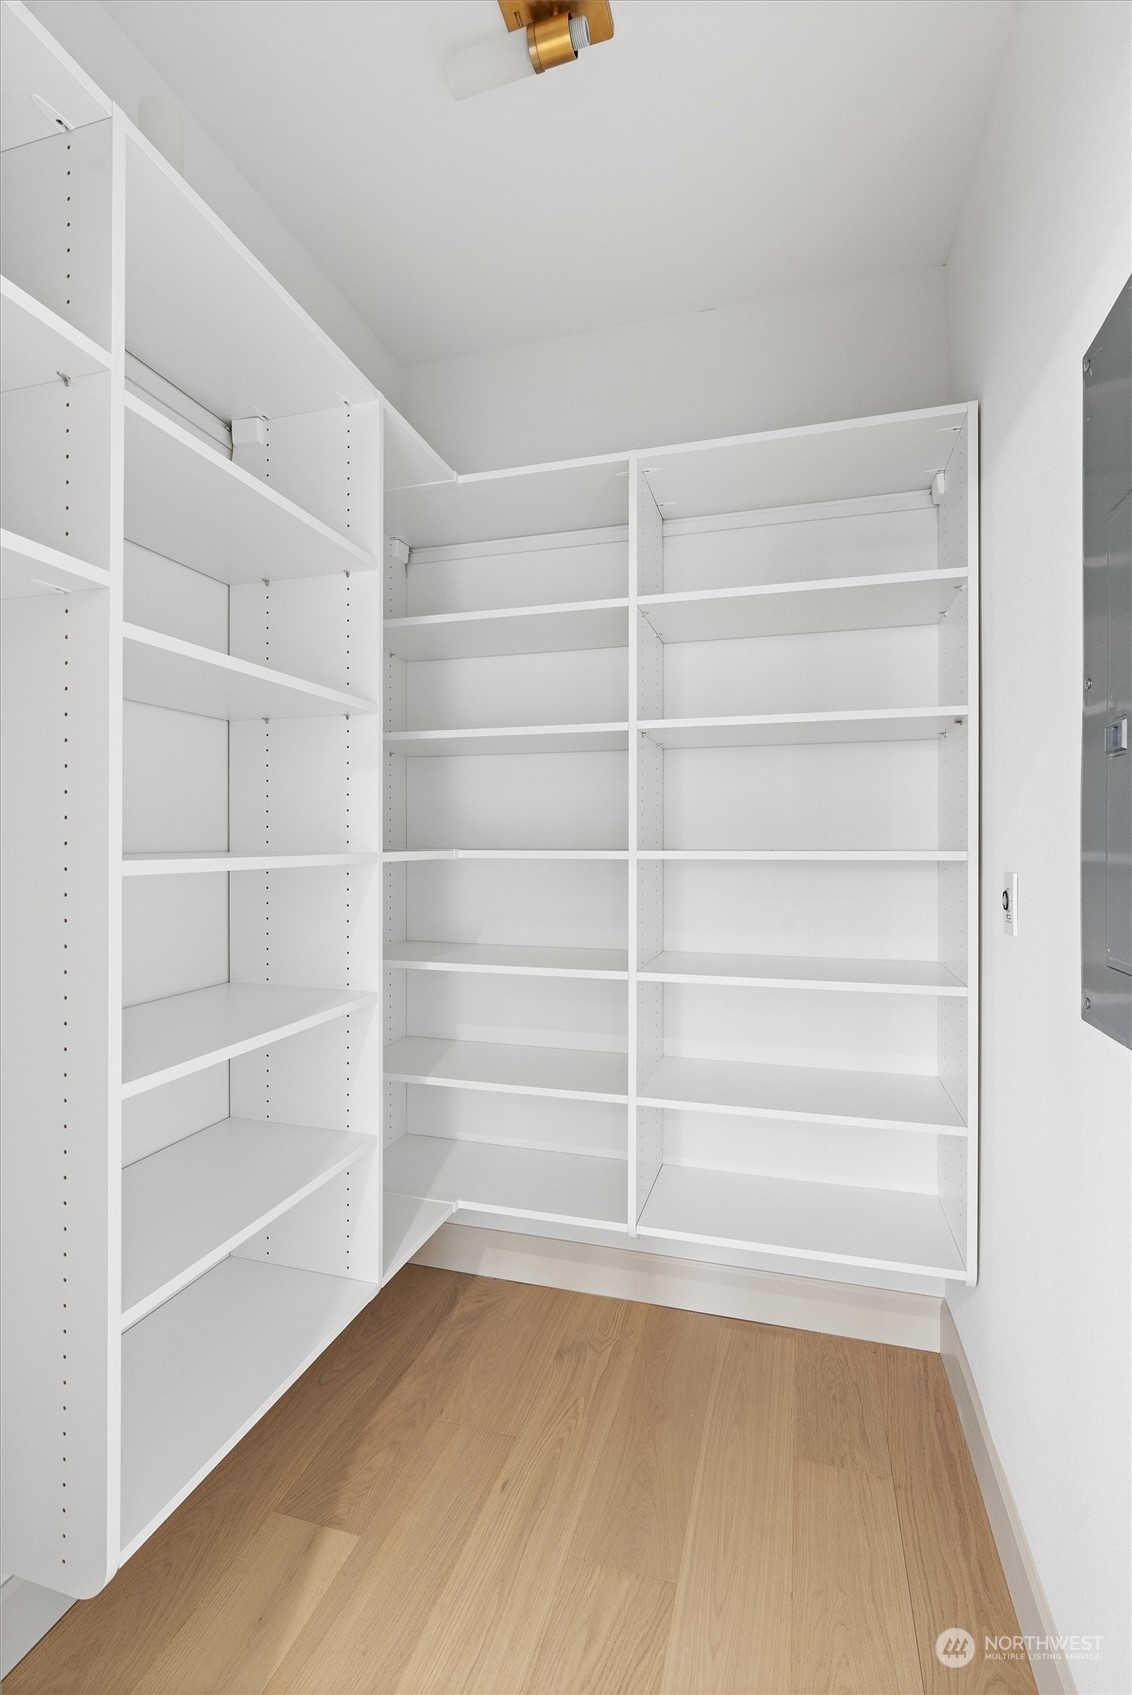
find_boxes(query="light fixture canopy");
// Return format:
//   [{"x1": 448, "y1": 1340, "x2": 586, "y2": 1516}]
[
  {"x1": 445, "y1": 0, "x2": 613, "y2": 102},
  {"x1": 497, "y1": 0, "x2": 615, "y2": 52}
]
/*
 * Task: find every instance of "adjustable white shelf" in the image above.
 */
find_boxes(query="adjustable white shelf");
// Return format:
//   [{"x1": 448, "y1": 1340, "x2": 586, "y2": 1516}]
[
  {"x1": 122, "y1": 1118, "x2": 372, "y2": 1327},
  {"x1": 120, "y1": 1257, "x2": 376, "y2": 1558},
  {"x1": 123, "y1": 983, "x2": 374, "y2": 1097},
  {"x1": 123, "y1": 623, "x2": 375, "y2": 720},
  {"x1": 0, "y1": 529, "x2": 110, "y2": 598},
  {"x1": 383, "y1": 1191, "x2": 457, "y2": 1282},
  {"x1": 638, "y1": 568, "x2": 967, "y2": 643},
  {"x1": 638, "y1": 706, "x2": 968, "y2": 749},
  {"x1": 638, "y1": 1054, "x2": 966, "y2": 1134},
  {"x1": 384, "y1": 1135, "x2": 628, "y2": 1231},
  {"x1": 124, "y1": 396, "x2": 377, "y2": 585},
  {"x1": 637, "y1": 848, "x2": 969, "y2": 861},
  {"x1": 384, "y1": 597, "x2": 630, "y2": 661},
  {"x1": 385, "y1": 722, "x2": 629, "y2": 757},
  {"x1": 1, "y1": 275, "x2": 110, "y2": 393},
  {"x1": 384, "y1": 1036, "x2": 629, "y2": 1103},
  {"x1": 383, "y1": 848, "x2": 631, "y2": 861},
  {"x1": 385, "y1": 940, "x2": 629, "y2": 978},
  {"x1": 637, "y1": 1166, "x2": 965, "y2": 1280},
  {"x1": 123, "y1": 851, "x2": 379, "y2": 876},
  {"x1": 638, "y1": 951, "x2": 967, "y2": 994},
  {"x1": 124, "y1": 126, "x2": 378, "y2": 422}
]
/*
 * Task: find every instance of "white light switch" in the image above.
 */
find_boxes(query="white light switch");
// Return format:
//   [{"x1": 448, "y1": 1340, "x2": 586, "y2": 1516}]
[{"x1": 1002, "y1": 871, "x2": 1019, "y2": 937}]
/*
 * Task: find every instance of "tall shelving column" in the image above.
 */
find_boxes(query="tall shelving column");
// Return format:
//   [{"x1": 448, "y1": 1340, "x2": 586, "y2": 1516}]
[
  {"x1": 0, "y1": 0, "x2": 123, "y2": 1597},
  {"x1": 629, "y1": 409, "x2": 979, "y2": 1285}
]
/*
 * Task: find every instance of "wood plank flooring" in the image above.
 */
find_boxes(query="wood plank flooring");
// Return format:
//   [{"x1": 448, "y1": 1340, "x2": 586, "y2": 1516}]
[{"x1": 5, "y1": 1268, "x2": 1036, "y2": 1695}]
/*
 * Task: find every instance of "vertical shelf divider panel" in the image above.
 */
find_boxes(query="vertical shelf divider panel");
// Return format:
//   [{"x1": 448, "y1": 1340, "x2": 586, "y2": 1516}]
[
  {"x1": 630, "y1": 458, "x2": 665, "y2": 1228},
  {"x1": 936, "y1": 405, "x2": 980, "y2": 1280}
]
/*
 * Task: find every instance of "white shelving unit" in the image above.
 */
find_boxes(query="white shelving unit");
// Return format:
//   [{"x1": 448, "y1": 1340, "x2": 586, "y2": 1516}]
[
  {"x1": 380, "y1": 404, "x2": 978, "y2": 1306},
  {"x1": 0, "y1": 0, "x2": 436, "y2": 1604},
  {"x1": 0, "y1": 0, "x2": 980, "y2": 1612}
]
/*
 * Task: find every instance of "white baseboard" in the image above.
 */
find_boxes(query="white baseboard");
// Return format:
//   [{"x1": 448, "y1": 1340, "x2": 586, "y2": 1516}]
[
  {"x1": 0, "y1": 1575, "x2": 73, "y2": 1679},
  {"x1": 413, "y1": 1222, "x2": 942, "y2": 1349},
  {"x1": 940, "y1": 1305, "x2": 1073, "y2": 1695}
]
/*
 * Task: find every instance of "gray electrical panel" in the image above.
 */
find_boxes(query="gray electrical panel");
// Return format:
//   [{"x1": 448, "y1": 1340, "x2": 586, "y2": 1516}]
[{"x1": 1082, "y1": 277, "x2": 1132, "y2": 1049}]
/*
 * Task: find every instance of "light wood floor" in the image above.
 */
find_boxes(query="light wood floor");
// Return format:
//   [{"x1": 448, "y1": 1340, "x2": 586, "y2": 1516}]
[{"x1": 6, "y1": 1268, "x2": 1035, "y2": 1695}]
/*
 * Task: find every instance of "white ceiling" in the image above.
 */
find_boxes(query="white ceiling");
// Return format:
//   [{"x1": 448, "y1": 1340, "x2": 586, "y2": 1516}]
[{"x1": 99, "y1": 0, "x2": 1014, "y2": 368}]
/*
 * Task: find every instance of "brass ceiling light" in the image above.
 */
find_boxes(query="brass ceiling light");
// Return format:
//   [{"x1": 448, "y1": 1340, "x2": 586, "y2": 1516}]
[{"x1": 444, "y1": 1, "x2": 614, "y2": 102}]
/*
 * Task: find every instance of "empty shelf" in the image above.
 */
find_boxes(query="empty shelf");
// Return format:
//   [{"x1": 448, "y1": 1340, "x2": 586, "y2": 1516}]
[
  {"x1": 123, "y1": 851, "x2": 379, "y2": 875},
  {"x1": 638, "y1": 1164, "x2": 965, "y2": 1279},
  {"x1": 383, "y1": 849, "x2": 630, "y2": 861},
  {"x1": 385, "y1": 723, "x2": 629, "y2": 757},
  {"x1": 121, "y1": 1256, "x2": 376, "y2": 1557},
  {"x1": 1, "y1": 275, "x2": 109, "y2": 393},
  {"x1": 384, "y1": 1036, "x2": 629, "y2": 1103},
  {"x1": 638, "y1": 707, "x2": 967, "y2": 749},
  {"x1": 383, "y1": 1191, "x2": 456, "y2": 1281},
  {"x1": 637, "y1": 849, "x2": 968, "y2": 862},
  {"x1": 122, "y1": 982, "x2": 374, "y2": 1097},
  {"x1": 385, "y1": 598, "x2": 629, "y2": 661},
  {"x1": 1, "y1": 529, "x2": 109, "y2": 598},
  {"x1": 122, "y1": 1118, "x2": 372, "y2": 1328},
  {"x1": 123, "y1": 623, "x2": 376, "y2": 720},
  {"x1": 638, "y1": 569, "x2": 968, "y2": 643},
  {"x1": 124, "y1": 394, "x2": 377, "y2": 585},
  {"x1": 126, "y1": 129, "x2": 377, "y2": 421},
  {"x1": 385, "y1": 1134, "x2": 628, "y2": 1230},
  {"x1": 638, "y1": 1054, "x2": 966, "y2": 1133},
  {"x1": 384, "y1": 940, "x2": 628, "y2": 979},
  {"x1": 639, "y1": 951, "x2": 967, "y2": 995}
]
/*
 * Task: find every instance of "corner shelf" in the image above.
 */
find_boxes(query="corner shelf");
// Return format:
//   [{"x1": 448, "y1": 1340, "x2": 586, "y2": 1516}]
[
  {"x1": 383, "y1": 1191, "x2": 456, "y2": 1281},
  {"x1": 384, "y1": 597, "x2": 629, "y2": 661},
  {"x1": 123, "y1": 623, "x2": 376, "y2": 720},
  {"x1": 638, "y1": 950, "x2": 967, "y2": 995},
  {"x1": 120, "y1": 1256, "x2": 376, "y2": 1559},
  {"x1": 637, "y1": 1165, "x2": 965, "y2": 1279},
  {"x1": 122, "y1": 1118, "x2": 372, "y2": 1328},
  {"x1": 384, "y1": 1134, "x2": 628, "y2": 1232},
  {"x1": 638, "y1": 568, "x2": 968, "y2": 643},
  {"x1": 384, "y1": 940, "x2": 629, "y2": 979},
  {"x1": 383, "y1": 1035, "x2": 629, "y2": 1104},
  {"x1": 385, "y1": 723, "x2": 629, "y2": 757},
  {"x1": 1, "y1": 275, "x2": 110, "y2": 394},
  {"x1": 637, "y1": 1053, "x2": 966, "y2": 1134},
  {"x1": 1, "y1": 529, "x2": 110, "y2": 599},
  {"x1": 638, "y1": 706, "x2": 968, "y2": 749},
  {"x1": 124, "y1": 394, "x2": 377, "y2": 585},
  {"x1": 122, "y1": 982, "x2": 374, "y2": 1098}
]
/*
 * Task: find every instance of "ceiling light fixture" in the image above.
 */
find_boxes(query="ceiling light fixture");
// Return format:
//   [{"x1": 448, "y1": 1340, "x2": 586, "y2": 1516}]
[{"x1": 445, "y1": 0, "x2": 614, "y2": 102}]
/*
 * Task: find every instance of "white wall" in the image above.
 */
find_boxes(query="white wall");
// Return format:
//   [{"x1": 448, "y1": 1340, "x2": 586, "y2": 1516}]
[
  {"x1": 402, "y1": 267, "x2": 948, "y2": 470},
  {"x1": 25, "y1": 0, "x2": 404, "y2": 405},
  {"x1": 946, "y1": 4, "x2": 1131, "y2": 1691}
]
